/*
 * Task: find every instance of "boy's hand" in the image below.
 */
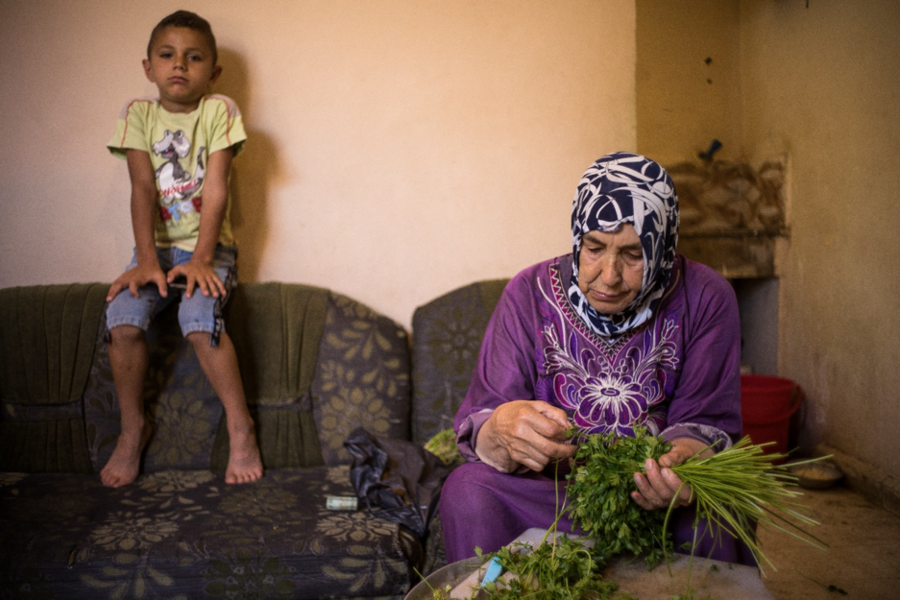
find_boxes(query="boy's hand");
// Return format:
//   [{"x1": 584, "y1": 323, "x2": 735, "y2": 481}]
[
  {"x1": 168, "y1": 260, "x2": 226, "y2": 299},
  {"x1": 107, "y1": 263, "x2": 168, "y2": 301}
]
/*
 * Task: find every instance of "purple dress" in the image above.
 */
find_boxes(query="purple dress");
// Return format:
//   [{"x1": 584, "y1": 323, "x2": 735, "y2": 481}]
[{"x1": 439, "y1": 254, "x2": 754, "y2": 565}]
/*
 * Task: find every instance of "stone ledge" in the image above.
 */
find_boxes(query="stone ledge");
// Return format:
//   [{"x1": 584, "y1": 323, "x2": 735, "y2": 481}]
[{"x1": 817, "y1": 444, "x2": 900, "y2": 518}]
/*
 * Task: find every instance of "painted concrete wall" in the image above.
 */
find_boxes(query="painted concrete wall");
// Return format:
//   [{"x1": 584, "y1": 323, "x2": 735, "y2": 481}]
[
  {"x1": 739, "y1": 1, "x2": 900, "y2": 482},
  {"x1": 635, "y1": 0, "x2": 742, "y2": 165},
  {"x1": 635, "y1": 0, "x2": 780, "y2": 381},
  {"x1": 637, "y1": 0, "x2": 900, "y2": 485},
  {"x1": 0, "y1": 0, "x2": 636, "y2": 329}
]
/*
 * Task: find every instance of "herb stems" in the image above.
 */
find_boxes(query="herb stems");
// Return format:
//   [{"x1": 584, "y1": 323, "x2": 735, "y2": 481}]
[
  {"x1": 439, "y1": 428, "x2": 827, "y2": 599},
  {"x1": 666, "y1": 436, "x2": 826, "y2": 574},
  {"x1": 568, "y1": 428, "x2": 826, "y2": 576}
]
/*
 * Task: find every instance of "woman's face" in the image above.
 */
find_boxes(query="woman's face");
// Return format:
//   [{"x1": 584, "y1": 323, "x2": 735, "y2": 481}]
[{"x1": 577, "y1": 225, "x2": 644, "y2": 315}]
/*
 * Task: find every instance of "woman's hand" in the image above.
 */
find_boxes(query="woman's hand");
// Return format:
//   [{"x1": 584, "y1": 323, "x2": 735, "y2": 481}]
[
  {"x1": 631, "y1": 437, "x2": 713, "y2": 511},
  {"x1": 475, "y1": 400, "x2": 575, "y2": 473}
]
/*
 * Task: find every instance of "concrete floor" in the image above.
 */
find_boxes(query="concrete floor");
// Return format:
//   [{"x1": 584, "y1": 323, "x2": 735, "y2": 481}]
[{"x1": 756, "y1": 484, "x2": 900, "y2": 600}]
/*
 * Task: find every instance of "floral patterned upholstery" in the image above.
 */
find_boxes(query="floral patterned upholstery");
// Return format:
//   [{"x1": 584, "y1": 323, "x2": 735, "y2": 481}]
[
  {"x1": 312, "y1": 293, "x2": 411, "y2": 466},
  {"x1": 0, "y1": 467, "x2": 419, "y2": 599},
  {"x1": 409, "y1": 279, "x2": 509, "y2": 574},
  {"x1": 0, "y1": 282, "x2": 416, "y2": 600},
  {"x1": 410, "y1": 279, "x2": 508, "y2": 446}
]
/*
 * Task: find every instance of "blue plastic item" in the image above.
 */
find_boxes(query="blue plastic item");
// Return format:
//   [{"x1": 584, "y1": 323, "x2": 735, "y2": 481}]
[{"x1": 480, "y1": 557, "x2": 503, "y2": 586}]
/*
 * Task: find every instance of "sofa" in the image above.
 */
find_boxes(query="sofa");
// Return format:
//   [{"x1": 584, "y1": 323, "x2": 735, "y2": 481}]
[{"x1": 0, "y1": 279, "x2": 510, "y2": 600}]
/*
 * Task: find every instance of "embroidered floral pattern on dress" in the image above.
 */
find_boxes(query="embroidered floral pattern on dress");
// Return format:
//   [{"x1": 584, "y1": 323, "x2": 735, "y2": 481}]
[
  {"x1": 547, "y1": 263, "x2": 635, "y2": 356},
  {"x1": 539, "y1": 268, "x2": 679, "y2": 436}
]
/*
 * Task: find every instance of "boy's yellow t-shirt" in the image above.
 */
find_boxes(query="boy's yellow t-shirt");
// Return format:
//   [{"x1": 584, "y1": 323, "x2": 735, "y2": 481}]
[{"x1": 107, "y1": 95, "x2": 247, "y2": 252}]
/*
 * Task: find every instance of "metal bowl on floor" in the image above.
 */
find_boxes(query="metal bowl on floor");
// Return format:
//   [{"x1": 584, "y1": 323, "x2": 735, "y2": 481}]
[
  {"x1": 406, "y1": 557, "x2": 484, "y2": 600},
  {"x1": 788, "y1": 460, "x2": 843, "y2": 489}
]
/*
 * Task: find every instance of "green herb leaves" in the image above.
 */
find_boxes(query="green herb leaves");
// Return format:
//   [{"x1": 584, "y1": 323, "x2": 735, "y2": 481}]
[
  {"x1": 567, "y1": 427, "x2": 674, "y2": 567},
  {"x1": 568, "y1": 428, "x2": 826, "y2": 575},
  {"x1": 432, "y1": 428, "x2": 825, "y2": 599},
  {"x1": 484, "y1": 536, "x2": 619, "y2": 600}
]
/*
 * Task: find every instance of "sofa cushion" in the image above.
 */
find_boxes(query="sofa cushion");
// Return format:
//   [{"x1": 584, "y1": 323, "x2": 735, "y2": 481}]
[
  {"x1": 311, "y1": 292, "x2": 411, "y2": 466},
  {"x1": 79, "y1": 282, "x2": 413, "y2": 474},
  {"x1": 410, "y1": 279, "x2": 508, "y2": 445},
  {"x1": 2, "y1": 282, "x2": 413, "y2": 475},
  {"x1": 212, "y1": 282, "x2": 331, "y2": 470},
  {"x1": 0, "y1": 284, "x2": 107, "y2": 473},
  {"x1": 0, "y1": 467, "x2": 419, "y2": 599}
]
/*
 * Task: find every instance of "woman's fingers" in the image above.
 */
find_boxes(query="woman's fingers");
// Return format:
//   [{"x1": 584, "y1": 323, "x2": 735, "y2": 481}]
[
  {"x1": 490, "y1": 401, "x2": 574, "y2": 470},
  {"x1": 632, "y1": 458, "x2": 692, "y2": 510}
]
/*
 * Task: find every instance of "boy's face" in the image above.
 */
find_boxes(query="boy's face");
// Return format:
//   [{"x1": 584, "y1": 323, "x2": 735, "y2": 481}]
[{"x1": 143, "y1": 26, "x2": 221, "y2": 113}]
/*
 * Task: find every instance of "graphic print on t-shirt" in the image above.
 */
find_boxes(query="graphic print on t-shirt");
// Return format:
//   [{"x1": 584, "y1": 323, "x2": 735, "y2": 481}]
[{"x1": 152, "y1": 129, "x2": 205, "y2": 222}]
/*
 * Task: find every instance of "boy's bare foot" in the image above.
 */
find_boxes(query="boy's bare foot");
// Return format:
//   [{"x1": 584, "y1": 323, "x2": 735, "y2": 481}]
[
  {"x1": 225, "y1": 423, "x2": 263, "y2": 484},
  {"x1": 100, "y1": 422, "x2": 152, "y2": 488}
]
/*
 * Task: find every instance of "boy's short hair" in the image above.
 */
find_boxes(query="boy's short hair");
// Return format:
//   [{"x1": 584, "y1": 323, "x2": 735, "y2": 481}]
[{"x1": 147, "y1": 10, "x2": 218, "y2": 65}]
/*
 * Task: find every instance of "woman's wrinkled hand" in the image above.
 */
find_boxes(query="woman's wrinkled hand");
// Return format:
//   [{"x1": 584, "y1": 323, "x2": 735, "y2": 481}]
[
  {"x1": 475, "y1": 400, "x2": 575, "y2": 473},
  {"x1": 631, "y1": 437, "x2": 713, "y2": 511}
]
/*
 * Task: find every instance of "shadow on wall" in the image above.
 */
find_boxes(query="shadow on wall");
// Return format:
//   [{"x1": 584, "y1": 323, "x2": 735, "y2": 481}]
[{"x1": 215, "y1": 48, "x2": 278, "y2": 283}]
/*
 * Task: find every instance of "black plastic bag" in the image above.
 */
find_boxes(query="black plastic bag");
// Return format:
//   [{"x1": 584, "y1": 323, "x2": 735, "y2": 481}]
[{"x1": 345, "y1": 427, "x2": 451, "y2": 538}]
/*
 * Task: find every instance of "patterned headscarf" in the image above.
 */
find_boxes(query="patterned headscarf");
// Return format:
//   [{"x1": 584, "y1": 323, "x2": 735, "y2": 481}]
[{"x1": 568, "y1": 152, "x2": 679, "y2": 337}]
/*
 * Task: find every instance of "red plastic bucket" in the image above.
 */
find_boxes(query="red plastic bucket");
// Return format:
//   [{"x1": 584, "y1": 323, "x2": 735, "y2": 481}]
[{"x1": 740, "y1": 375, "x2": 801, "y2": 462}]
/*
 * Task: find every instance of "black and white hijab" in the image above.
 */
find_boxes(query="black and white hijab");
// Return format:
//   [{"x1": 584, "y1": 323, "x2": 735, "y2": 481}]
[{"x1": 567, "y1": 152, "x2": 679, "y2": 338}]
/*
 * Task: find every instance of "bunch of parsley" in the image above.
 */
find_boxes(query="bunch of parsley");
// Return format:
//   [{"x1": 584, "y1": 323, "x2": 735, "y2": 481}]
[
  {"x1": 567, "y1": 427, "x2": 826, "y2": 574},
  {"x1": 479, "y1": 536, "x2": 623, "y2": 600},
  {"x1": 566, "y1": 427, "x2": 674, "y2": 567}
]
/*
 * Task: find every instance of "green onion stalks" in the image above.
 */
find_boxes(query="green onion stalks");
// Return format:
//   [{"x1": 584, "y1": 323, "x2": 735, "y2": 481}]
[{"x1": 567, "y1": 427, "x2": 827, "y2": 575}]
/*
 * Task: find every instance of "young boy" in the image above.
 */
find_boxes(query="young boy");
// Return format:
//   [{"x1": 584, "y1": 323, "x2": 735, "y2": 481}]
[{"x1": 102, "y1": 10, "x2": 262, "y2": 488}]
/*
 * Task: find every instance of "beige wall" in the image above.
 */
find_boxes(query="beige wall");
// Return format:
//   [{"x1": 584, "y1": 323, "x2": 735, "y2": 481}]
[
  {"x1": 0, "y1": 0, "x2": 636, "y2": 328},
  {"x1": 739, "y1": 1, "x2": 900, "y2": 480},
  {"x1": 638, "y1": 0, "x2": 900, "y2": 485},
  {"x1": 636, "y1": 0, "x2": 742, "y2": 164}
]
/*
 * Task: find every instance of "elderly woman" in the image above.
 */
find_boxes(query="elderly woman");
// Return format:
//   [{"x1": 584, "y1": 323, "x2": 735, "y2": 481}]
[{"x1": 439, "y1": 152, "x2": 753, "y2": 565}]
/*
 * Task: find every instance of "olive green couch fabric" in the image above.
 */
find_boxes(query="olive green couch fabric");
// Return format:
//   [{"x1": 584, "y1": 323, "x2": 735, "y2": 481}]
[
  {"x1": 0, "y1": 282, "x2": 416, "y2": 600},
  {"x1": 0, "y1": 283, "x2": 108, "y2": 473},
  {"x1": 410, "y1": 279, "x2": 508, "y2": 446},
  {"x1": 409, "y1": 278, "x2": 509, "y2": 574}
]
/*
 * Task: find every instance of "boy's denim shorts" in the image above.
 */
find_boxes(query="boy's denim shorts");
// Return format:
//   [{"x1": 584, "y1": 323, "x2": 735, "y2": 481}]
[{"x1": 106, "y1": 245, "x2": 237, "y2": 347}]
